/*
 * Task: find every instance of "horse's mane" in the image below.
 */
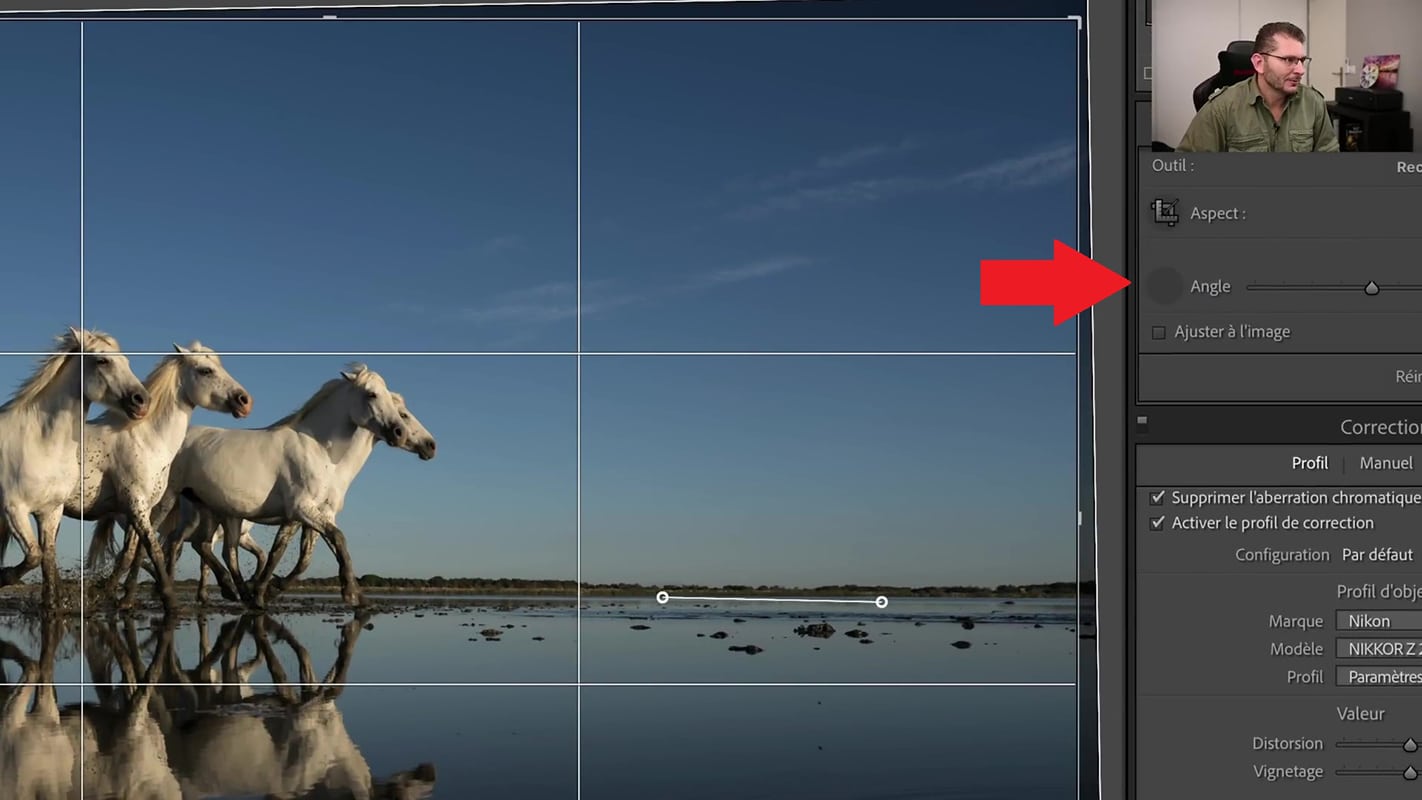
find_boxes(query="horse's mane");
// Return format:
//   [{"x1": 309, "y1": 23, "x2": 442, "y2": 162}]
[
  {"x1": 96, "y1": 341, "x2": 216, "y2": 425},
  {"x1": 264, "y1": 363, "x2": 375, "y2": 430},
  {"x1": 0, "y1": 328, "x2": 118, "y2": 412}
]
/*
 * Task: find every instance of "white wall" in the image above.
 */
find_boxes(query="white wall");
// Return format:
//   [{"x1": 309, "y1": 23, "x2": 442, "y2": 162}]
[
  {"x1": 1346, "y1": 0, "x2": 1421, "y2": 145},
  {"x1": 1152, "y1": 0, "x2": 1310, "y2": 147}
]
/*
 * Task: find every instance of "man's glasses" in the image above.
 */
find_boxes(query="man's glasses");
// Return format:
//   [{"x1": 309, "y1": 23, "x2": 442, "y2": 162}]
[{"x1": 1258, "y1": 52, "x2": 1312, "y2": 68}]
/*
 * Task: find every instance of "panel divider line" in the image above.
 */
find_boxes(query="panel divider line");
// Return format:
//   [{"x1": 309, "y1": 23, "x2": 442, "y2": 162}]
[{"x1": 575, "y1": 19, "x2": 584, "y2": 800}]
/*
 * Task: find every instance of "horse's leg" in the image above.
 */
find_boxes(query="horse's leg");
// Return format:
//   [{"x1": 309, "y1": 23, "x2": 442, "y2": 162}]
[
  {"x1": 120, "y1": 522, "x2": 156, "y2": 610},
  {"x1": 34, "y1": 507, "x2": 62, "y2": 609},
  {"x1": 306, "y1": 518, "x2": 362, "y2": 608},
  {"x1": 268, "y1": 525, "x2": 316, "y2": 599},
  {"x1": 251, "y1": 522, "x2": 300, "y2": 608},
  {"x1": 196, "y1": 559, "x2": 211, "y2": 605},
  {"x1": 111, "y1": 521, "x2": 142, "y2": 610},
  {"x1": 191, "y1": 513, "x2": 241, "y2": 604},
  {"x1": 151, "y1": 493, "x2": 184, "y2": 570},
  {"x1": 181, "y1": 504, "x2": 211, "y2": 573},
  {"x1": 198, "y1": 508, "x2": 245, "y2": 595},
  {"x1": 220, "y1": 517, "x2": 255, "y2": 608},
  {"x1": 107, "y1": 522, "x2": 144, "y2": 600},
  {"x1": 241, "y1": 528, "x2": 268, "y2": 584},
  {"x1": 328, "y1": 525, "x2": 364, "y2": 608},
  {"x1": 109, "y1": 519, "x2": 161, "y2": 610},
  {"x1": 127, "y1": 497, "x2": 178, "y2": 613},
  {"x1": 0, "y1": 508, "x2": 40, "y2": 587}
]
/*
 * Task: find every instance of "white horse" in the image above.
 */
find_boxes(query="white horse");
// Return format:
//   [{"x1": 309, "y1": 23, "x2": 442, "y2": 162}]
[
  {"x1": 152, "y1": 364, "x2": 408, "y2": 609},
  {"x1": 0, "y1": 327, "x2": 149, "y2": 606},
  {"x1": 20, "y1": 342, "x2": 252, "y2": 613},
  {"x1": 185, "y1": 389, "x2": 437, "y2": 605},
  {"x1": 98, "y1": 389, "x2": 436, "y2": 605}
]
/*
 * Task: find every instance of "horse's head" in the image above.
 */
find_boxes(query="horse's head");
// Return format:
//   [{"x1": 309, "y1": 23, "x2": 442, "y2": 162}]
[
  {"x1": 340, "y1": 364, "x2": 407, "y2": 449},
  {"x1": 74, "y1": 328, "x2": 149, "y2": 421},
  {"x1": 173, "y1": 342, "x2": 252, "y2": 419},
  {"x1": 390, "y1": 392, "x2": 436, "y2": 460}
]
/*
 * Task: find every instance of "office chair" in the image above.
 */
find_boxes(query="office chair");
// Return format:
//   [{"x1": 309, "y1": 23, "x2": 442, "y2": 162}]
[
  {"x1": 1193, "y1": 40, "x2": 1257, "y2": 110},
  {"x1": 1151, "y1": 41, "x2": 1259, "y2": 152}
]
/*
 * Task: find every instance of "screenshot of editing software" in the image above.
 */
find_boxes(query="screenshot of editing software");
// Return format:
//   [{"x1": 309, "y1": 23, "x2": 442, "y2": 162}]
[
  {"x1": 19, "y1": 0, "x2": 1422, "y2": 797},
  {"x1": 1130, "y1": 0, "x2": 1422, "y2": 797}
]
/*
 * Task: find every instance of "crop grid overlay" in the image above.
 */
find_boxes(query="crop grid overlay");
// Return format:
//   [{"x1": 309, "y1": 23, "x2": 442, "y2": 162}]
[{"x1": 0, "y1": 9, "x2": 1090, "y2": 799}]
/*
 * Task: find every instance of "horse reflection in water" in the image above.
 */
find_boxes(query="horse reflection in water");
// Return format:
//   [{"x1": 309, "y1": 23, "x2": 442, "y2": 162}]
[
  {"x1": 0, "y1": 615, "x2": 77, "y2": 798},
  {"x1": 0, "y1": 613, "x2": 436, "y2": 799}
]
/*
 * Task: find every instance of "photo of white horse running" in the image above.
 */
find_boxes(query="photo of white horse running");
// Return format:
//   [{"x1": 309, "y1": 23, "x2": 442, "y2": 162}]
[
  {"x1": 148, "y1": 364, "x2": 410, "y2": 609},
  {"x1": 102, "y1": 390, "x2": 439, "y2": 606}
]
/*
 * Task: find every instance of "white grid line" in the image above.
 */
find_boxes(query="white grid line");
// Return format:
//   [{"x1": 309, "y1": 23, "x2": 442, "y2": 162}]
[
  {"x1": 575, "y1": 19, "x2": 583, "y2": 799},
  {"x1": 19, "y1": 11, "x2": 1095, "y2": 800}
]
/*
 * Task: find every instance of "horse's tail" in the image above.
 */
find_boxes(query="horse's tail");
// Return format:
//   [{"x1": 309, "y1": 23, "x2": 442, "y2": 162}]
[{"x1": 85, "y1": 517, "x2": 120, "y2": 571}]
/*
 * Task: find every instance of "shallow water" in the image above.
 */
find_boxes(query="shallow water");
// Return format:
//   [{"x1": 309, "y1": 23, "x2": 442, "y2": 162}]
[
  {"x1": 580, "y1": 596, "x2": 1082, "y2": 683},
  {"x1": 1, "y1": 595, "x2": 579, "y2": 686},
  {"x1": 0, "y1": 595, "x2": 1086, "y2": 798}
]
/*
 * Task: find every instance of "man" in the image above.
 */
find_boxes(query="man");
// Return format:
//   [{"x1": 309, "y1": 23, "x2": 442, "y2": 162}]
[{"x1": 1176, "y1": 21, "x2": 1339, "y2": 152}]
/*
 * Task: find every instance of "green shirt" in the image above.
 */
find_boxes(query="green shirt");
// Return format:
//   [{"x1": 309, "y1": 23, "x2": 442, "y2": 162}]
[{"x1": 1175, "y1": 76, "x2": 1340, "y2": 152}]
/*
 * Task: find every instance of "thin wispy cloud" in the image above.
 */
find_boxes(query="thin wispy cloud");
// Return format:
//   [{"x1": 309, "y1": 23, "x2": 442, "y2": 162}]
[
  {"x1": 730, "y1": 140, "x2": 1076, "y2": 220},
  {"x1": 949, "y1": 141, "x2": 1076, "y2": 189},
  {"x1": 732, "y1": 177, "x2": 941, "y2": 220},
  {"x1": 816, "y1": 137, "x2": 922, "y2": 170},
  {"x1": 458, "y1": 281, "x2": 576, "y2": 325},
  {"x1": 688, "y1": 256, "x2": 814, "y2": 288},
  {"x1": 460, "y1": 302, "x2": 577, "y2": 326},
  {"x1": 452, "y1": 255, "x2": 814, "y2": 331},
  {"x1": 729, "y1": 136, "x2": 923, "y2": 194},
  {"x1": 456, "y1": 278, "x2": 642, "y2": 327},
  {"x1": 495, "y1": 281, "x2": 577, "y2": 303}
]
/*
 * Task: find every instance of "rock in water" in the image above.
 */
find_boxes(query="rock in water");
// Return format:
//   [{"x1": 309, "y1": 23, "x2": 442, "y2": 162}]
[{"x1": 794, "y1": 623, "x2": 836, "y2": 638}]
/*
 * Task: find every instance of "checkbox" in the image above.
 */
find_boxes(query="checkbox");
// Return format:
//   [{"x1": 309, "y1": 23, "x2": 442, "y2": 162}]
[
  {"x1": 1149, "y1": 516, "x2": 1166, "y2": 531},
  {"x1": 1149, "y1": 490, "x2": 1166, "y2": 506},
  {"x1": 1151, "y1": 326, "x2": 1166, "y2": 340}
]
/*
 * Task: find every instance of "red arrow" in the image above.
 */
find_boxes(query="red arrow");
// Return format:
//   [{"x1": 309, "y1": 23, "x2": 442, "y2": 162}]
[{"x1": 980, "y1": 241, "x2": 1131, "y2": 325}]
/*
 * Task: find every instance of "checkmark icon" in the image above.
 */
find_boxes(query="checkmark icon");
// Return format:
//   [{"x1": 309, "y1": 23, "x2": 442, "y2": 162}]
[
  {"x1": 1149, "y1": 490, "x2": 1166, "y2": 506},
  {"x1": 1149, "y1": 516, "x2": 1166, "y2": 531}
]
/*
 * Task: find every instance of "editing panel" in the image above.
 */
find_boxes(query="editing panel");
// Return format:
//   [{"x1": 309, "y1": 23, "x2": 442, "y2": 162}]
[
  {"x1": 1131, "y1": 0, "x2": 1422, "y2": 796},
  {"x1": 1136, "y1": 157, "x2": 1422, "y2": 403}
]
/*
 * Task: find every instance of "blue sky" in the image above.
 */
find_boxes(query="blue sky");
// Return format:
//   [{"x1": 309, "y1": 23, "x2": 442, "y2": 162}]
[
  {"x1": 581, "y1": 22, "x2": 1081, "y2": 352},
  {"x1": 581, "y1": 357, "x2": 1076, "y2": 587},
  {"x1": 0, "y1": 21, "x2": 1081, "y2": 586}
]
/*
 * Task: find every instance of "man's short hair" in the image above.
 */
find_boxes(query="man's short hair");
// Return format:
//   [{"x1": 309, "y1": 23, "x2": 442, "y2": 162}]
[{"x1": 1254, "y1": 21, "x2": 1306, "y2": 53}]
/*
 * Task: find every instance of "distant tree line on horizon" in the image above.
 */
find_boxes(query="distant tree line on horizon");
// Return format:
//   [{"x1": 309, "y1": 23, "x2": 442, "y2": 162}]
[{"x1": 167, "y1": 575, "x2": 1094, "y2": 597}]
